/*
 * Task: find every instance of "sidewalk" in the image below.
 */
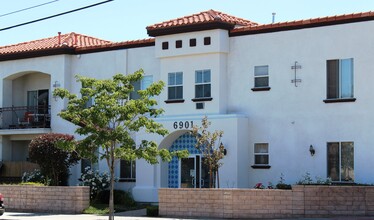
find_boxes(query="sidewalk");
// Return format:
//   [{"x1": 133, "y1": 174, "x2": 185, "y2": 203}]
[{"x1": 3, "y1": 210, "x2": 374, "y2": 220}]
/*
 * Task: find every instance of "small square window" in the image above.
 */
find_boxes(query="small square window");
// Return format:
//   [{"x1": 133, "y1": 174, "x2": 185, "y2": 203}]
[
  {"x1": 204, "y1": 37, "x2": 211, "y2": 45},
  {"x1": 162, "y1": 42, "x2": 169, "y2": 50},
  {"x1": 176, "y1": 40, "x2": 182, "y2": 48},
  {"x1": 190, "y1": 38, "x2": 196, "y2": 47}
]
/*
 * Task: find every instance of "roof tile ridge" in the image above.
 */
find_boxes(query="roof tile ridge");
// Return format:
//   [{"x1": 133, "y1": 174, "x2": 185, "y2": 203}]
[
  {"x1": 206, "y1": 9, "x2": 222, "y2": 21},
  {"x1": 0, "y1": 34, "x2": 62, "y2": 49}
]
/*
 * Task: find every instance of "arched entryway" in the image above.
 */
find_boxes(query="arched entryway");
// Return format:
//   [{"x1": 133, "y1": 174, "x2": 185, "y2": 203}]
[{"x1": 167, "y1": 132, "x2": 210, "y2": 188}]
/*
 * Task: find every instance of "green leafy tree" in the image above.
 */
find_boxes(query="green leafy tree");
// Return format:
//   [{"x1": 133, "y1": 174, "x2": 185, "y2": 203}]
[
  {"x1": 191, "y1": 116, "x2": 225, "y2": 188},
  {"x1": 29, "y1": 133, "x2": 80, "y2": 186},
  {"x1": 53, "y1": 69, "x2": 188, "y2": 220}
]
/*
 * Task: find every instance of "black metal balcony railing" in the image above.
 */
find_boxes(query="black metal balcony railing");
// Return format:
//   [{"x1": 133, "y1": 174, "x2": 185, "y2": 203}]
[{"x1": 0, "y1": 106, "x2": 51, "y2": 129}]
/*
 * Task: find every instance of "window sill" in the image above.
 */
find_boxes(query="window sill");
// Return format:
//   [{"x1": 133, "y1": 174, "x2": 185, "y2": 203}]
[
  {"x1": 251, "y1": 87, "x2": 271, "y2": 92},
  {"x1": 251, "y1": 165, "x2": 271, "y2": 169},
  {"x1": 192, "y1": 97, "x2": 213, "y2": 102},
  {"x1": 164, "y1": 99, "x2": 185, "y2": 104},
  {"x1": 323, "y1": 98, "x2": 356, "y2": 103},
  {"x1": 118, "y1": 178, "x2": 136, "y2": 182}
]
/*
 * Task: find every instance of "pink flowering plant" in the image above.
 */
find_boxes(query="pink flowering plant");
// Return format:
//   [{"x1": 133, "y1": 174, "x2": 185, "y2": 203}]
[{"x1": 254, "y1": 183, "x2": 265, "y2": 189}]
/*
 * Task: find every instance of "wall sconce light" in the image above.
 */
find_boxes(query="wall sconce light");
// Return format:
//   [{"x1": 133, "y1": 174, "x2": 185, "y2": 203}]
[
  {"x1": 53, "y1": 81, "x2": 61, "y2": 101},
  {"x1": 220, "y1": 142, "x2": 227, "y2": 156},
  {"x1": 309, "y1": 145, "x2": 315, "y2": 156}
]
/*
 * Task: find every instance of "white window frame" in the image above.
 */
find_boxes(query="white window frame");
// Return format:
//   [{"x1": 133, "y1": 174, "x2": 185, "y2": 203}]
[
  {"x1": 326, "y1": 58, "x2": 354, "y2": 99},
  {"x1": 141, "y1": 75, "x2": 153, "y2": 90},
  {"x1": 167, "y1": 72, "x2": 183, "y2": 100},
  {"x1": 130, "y1": 75, "x2": 153, "y2": 100},
  {"x1": 195, "y1": 69, "x2": 211, "y2": 98},
  {"x1": 120, "y1": 159, "x2": 136, "y2": 181},
  {"x1": 254, "y1": 65, "x2": 269, "y2": 88},
  {"x1": 254, "y1": 143, "x2": 269, "y2": 165},
  {"x1": 327, "y1": 142, "x2": 354, "y2": 182}
]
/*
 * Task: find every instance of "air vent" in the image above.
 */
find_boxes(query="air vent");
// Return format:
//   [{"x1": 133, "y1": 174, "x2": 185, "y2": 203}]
[{"x1": 196, "y1": 102, "x2": 204, "y2": 109}]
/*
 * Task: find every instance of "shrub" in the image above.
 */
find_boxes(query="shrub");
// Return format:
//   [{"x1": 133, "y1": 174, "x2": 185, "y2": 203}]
[
  {"x1": 146, "y1": 206, "x2": 159, "y2": 217},
  {"x1": 29, "y1": 133, "x2": 80, "y2": 186},
  {"x1": 276, "y1": 172, "x2": 292, "y2": 190},
  {"x1": 276, "y1": 183, "x2": 292, "y2": 190},
  {"x1": 296, "y1": 172, "x2": 332, "y2": 185},
  {"x1": 80, "y1": 167, "x2": 110, "y2": 200},
  {"x1": 95, "y1": 189, "x2": 136, "y2": 206},
  {"x1": 22, "y1": 169, "x2": 50, "y2": 185}
]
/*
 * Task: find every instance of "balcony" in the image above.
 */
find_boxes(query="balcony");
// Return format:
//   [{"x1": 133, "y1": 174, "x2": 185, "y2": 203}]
[{"x1": 0, "y1": 106, "x2": 51, "y2": 130}]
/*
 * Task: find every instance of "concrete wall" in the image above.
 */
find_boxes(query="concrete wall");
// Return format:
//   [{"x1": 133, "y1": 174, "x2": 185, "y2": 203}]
[
  {"x1": 159, "y1": 186, "x2": 374, "y2": 219},
  {"x1": 0, "y1": 185, "x2": 90, "y2": 214}
]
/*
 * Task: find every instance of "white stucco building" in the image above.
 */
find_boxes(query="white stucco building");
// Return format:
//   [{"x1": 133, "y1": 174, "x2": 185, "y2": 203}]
[{"x1": 0, "y1": 10, "x2": 373, "y2": 202}]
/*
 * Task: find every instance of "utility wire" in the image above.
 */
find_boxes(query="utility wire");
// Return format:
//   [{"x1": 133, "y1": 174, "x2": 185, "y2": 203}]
[
  {"x1": 0, "y1": 0, "x2": 114, "y2": 32},
  {"x1": 0, "y1": 0, "x2": 60, "y2": 18}
]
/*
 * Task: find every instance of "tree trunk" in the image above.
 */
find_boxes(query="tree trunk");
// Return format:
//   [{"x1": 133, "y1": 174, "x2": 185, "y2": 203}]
[
  {"x1": 217, "y1": 169, "x2": 220, "y2": 188},
  {"x1": 209, "y1": 165, "x2": 213, "y2": 188},
  {"x1": 108, "y1": 164, "x2": 114, "y2": 220},
  {"x1": 108, "y1": 143, "x2": 115, "y2": 220}
]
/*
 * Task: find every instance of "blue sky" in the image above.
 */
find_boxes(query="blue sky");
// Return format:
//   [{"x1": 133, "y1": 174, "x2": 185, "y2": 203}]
[{"x1": 1, "y1": 0, "x2": 374, "y2": 46}]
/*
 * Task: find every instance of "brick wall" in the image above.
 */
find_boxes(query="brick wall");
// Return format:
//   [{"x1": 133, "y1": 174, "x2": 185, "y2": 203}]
[
  {"x1": 159, "y1": 185, "x2": 374, "y2": 219},
  {"x1": 0, "y1": 185, "x2": 90, "y2": 213}
]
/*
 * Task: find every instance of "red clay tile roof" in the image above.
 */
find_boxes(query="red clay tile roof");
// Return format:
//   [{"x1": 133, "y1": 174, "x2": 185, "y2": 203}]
[
  {"x1": 147, "y1": 9, "x2": 258, "y2": 36},
  {"x1": 0, "y1": 32, "x2": 113, "y2": 55},
  {"x1": 0, "y1": 32, "x2": 155, "y2": 61},
  {"x1": 230, "y1": 11, "x2": 374, "y2": 36},
  {"x1": 1, "y1": 10, "x2": 374, "y2": 61}
]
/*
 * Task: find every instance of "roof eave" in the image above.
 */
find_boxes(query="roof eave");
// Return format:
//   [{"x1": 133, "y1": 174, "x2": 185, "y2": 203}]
[
  {"x1": 76, "y1": 40, "x2": 155, "y2": 54},
  {"x1": 147, "y1": 22, "x2": 234, "y2": 37},
  {"x1": 230, "y1": 14, "x2": 374, "y2": 37},
  {"x1": 0, "y1": 47, "x2": 76, "y2": 61}
]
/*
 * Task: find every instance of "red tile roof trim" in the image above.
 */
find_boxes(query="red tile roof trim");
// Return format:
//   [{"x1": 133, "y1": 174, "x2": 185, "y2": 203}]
[
  {"x1": 147, "y1": 9, "x2": 258, "y2": 36},
  {"x1": 230, "y1": 11, "x2": 374, "y2": 36},
  {"x1": 76, "y1": 38, "x2": 155, "y2": 54}
]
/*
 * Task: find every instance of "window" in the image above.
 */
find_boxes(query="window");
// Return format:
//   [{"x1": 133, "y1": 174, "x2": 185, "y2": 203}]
[
  {"x1": 81, "y1": 158, "x2": 91, "y2": 174},
  {"x1": 130, "y1": 75, "x2": 153, "y2": 100},
  {"x1": 326, "y1": 58, "x2": 354, "y2": 100},
  {"x1": 176, "y1": 40, "x2": 182, "y2": 48},
  {"x1": 120, "y1": 160, "x2": 136, "y2": 181},
  {"x1": 195, "y1": 70, "x2": 211, "y2": 99},
  {"x1": 327, "y1": 142, "x2": 354, "y2": 182},
  {"x1": 162, "y1": 42, "x2": 168, "y2": 50},
  {"x1": 190, "y1": 38, "x2": 196, "y2": 47},
  {"x1": 141, "y1": 75, "x2": 153, "y2": 90},
  {"x1": 204, "y1": 37, "x2": 211, "y2": 45},
  {"x1": 27, "y1": 89, "x2": 49, "y2": 113},
  {"x1": 167, "y1": 72, "x2": 183, "y2": 100},
  {"x1": 253, "y1": 65, "x2": 269, "y2": 88},
  {"x1": 254, "y1": 143, "x2": 269, "y2": 165}
]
